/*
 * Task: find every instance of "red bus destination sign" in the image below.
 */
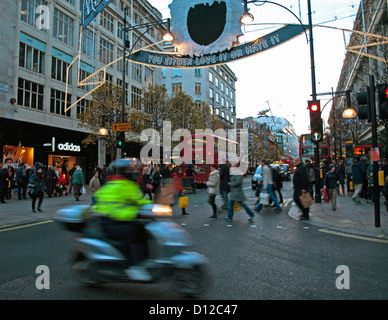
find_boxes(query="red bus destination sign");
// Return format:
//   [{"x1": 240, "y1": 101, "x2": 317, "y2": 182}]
[{"x1": 128, "y1": 24, "x2": 307, "y2": 68}]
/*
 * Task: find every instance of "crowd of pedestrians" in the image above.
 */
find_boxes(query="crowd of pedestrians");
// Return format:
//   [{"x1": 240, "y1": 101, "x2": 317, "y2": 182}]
[
  {"x1": 0, "y1": 161, "x2": 110, "y2": 213},
  {"x1": 1, "y1": 155, "x2": 387, "y2": 219}
]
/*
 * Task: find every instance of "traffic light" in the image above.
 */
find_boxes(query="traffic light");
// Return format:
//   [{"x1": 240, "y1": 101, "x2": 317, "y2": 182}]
[
  {"x1": 116, "y1": 132, "x2": 125, "y2": 148},
  {"x1": 356, "y1": 90, "x2": 370, "y2": 121},
  {"x1": 377, "y1": 83, "x2": 388, "y2": 120},
  {"x1": 308, "y1": 100, "x2": 323, "y2": 142}
]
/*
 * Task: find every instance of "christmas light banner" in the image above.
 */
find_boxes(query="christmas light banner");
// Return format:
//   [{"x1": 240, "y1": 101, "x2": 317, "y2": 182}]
[
  {"x1": 81, "y1": 0, "x2": 113, "y2": 29},
  {"x1": 128, "y1": 24, "x2": 307, "y2": 68}
]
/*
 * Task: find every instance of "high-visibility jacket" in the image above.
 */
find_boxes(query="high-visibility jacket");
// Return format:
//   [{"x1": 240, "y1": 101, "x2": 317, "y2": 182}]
[{"x1": 94, "y1": 178, "x2": 152, "y2": 221}]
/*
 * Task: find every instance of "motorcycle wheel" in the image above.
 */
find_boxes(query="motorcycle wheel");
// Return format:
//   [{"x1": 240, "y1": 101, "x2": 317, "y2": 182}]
[
  {"x1": 72, "y1": 253, "x2": 102, "y2": 287},
  {"x1": 173, "y1": 264, "x2": 209, "y2": 297}
]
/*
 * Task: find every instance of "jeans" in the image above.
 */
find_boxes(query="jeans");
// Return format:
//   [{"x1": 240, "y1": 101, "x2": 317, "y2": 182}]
[
  {"x1": 17, "y1": 183, "x2": 27, "y2": 200},
  {"x1": 227, "y1": 200, "x2": 254, "y2": 220},
  {"x1": 256, "y1": 184, "x2": 281, "y2": 211},
  {"x1": 31, "y1": 191, "x2": 44, "y2": 210},
  {"x1": 220, "y1": 189, "x2": 229, "y2": 207}
]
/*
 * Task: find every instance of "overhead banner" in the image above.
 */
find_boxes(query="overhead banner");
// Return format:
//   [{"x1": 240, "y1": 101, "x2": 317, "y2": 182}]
[
  {"x1": 81, "y1": 0, "x2": 113, "y2": 29},
  {"x1": 128, "y1": 24, "x2": 307, "y2": 68}
]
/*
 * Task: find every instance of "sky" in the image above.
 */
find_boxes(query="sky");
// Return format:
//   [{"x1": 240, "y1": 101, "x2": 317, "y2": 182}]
[{"x1": 146, "y1": 0, "x2": 361, "y2": 135}]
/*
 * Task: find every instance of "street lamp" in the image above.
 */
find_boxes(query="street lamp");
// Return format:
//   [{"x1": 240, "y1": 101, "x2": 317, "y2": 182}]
[
  {"x1": 119, "y1": 11, "x2": 174, "y2": 158},
  {"x1": 98, "y1": 127, "x2": 109, "y2": 136},
  {"x1": 240, "y1": 1, "x2": 254, "y2": 24},
  {"x1": 342, "y1": 90, "x2": 357, "y2": 119},
  {"x1": 342, "y1": 108, "x2": 357, "y2": 119}
]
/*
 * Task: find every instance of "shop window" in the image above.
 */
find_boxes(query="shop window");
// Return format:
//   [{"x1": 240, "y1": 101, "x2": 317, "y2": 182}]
[
  {"x1": 99, "y1": 38, "x2": 114, "y2": 67},
  {"x1": 132, "y1": 63, "x2": 142, "y2": 82},
  {"x1": 50, "y1": 88, "x2": 71, "y2": 117},
  {"x1": 53, "y1": 8, "x2": 74, "y2": 46},
  {"x1": 172, "y1": 83, "x2": 182, "y2": 95},
  {"x1": 17, "y1": 78, "x2": 44, "y2": 110},
  {"x1": 131, "y1": 86, "x2": 142, "y2": 109},
  {"x1": 19, "y1": 32, "x2": 45, "y2": 74},
  {"x1": 51, "y1": 48, "x2": 72, "y2": 84},
  {"x1": 195, "y1": 82, "x2": 201, "y2": 95},
  {"x1": 20, "y1": 0, "x2": 48, "y2": 31}
]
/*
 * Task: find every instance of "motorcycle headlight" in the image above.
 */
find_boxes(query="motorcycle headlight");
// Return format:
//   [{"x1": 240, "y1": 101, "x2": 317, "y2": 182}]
[{"x1": 152, "y1": 205, "x2": 173, "y2": 216}]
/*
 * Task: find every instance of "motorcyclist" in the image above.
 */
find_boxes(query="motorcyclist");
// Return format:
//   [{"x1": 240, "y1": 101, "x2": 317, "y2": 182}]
[{"x1": 94, "y1": 159, "x2": 152, "y2": 267}]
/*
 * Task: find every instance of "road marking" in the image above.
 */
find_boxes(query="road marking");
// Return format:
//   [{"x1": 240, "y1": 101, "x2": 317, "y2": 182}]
[
  {"x1": 319, "y1": 228, "x2": 388, "y2": 244},
  {"x1": 0, "y1": 220, "x2": 54, "y2": 233}
]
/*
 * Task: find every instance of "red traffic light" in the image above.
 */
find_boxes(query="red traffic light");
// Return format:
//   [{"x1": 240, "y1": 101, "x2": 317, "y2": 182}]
[
  {"x1": 378, "y1": 84, "x2": 388, "y2": 120},
  {"x1": 308, "y1": 100, "x2": 320, "y2": 112}
]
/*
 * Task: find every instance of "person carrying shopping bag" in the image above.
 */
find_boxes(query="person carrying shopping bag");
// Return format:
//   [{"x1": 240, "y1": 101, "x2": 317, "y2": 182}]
[
  {"x1": 223, "y1": 163, "x2": 255, "y2": 222},
  {"x1": 71, "y1": 166, "x2": 85, "y2": 201},
  {"x1": 324, "y1": 164, "x2": 339, "y2": 211},
  {"x1": 172, "y1": 167, "x2": 189, "y2": 215},
  {"x1": 206, "y1": 165, "x2": 220, "y2": 218},
  {"x1": 255, "y1": 159, "x2": 282, "y2": 213}
]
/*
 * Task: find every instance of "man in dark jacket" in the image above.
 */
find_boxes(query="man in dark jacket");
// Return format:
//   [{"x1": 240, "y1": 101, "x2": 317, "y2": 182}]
[
  {"x1": 219, "y1": 163, "x2": 230, "y2": 210},
  {"x1": 0, "y1": 163, "x2": 8, "y2": 203},
  {"x1": 293, "y1": 158, "x2": 311, "y2": 220},
  {"x1": 324, "y1": 164, "x2": 339, "y2": 210},
  {"x1": 384, "y1": 176, "x2": 388, "y2": 212},
  {"x1": 16, "y1": 162, "x2": 28, "y2": 200}
]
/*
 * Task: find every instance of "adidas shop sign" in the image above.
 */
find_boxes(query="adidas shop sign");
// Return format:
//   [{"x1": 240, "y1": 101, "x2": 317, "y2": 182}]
[{"x1": 58, "y1": 142, "x2": 81, "y2": 152}]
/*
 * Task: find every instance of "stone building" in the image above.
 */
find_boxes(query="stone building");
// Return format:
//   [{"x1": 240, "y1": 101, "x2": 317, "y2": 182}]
[
  {"x1": 331, "y1": 0, "x2": 387, "y2": 154},
  {"x1": 0, "y1": 0, "x2": 166, "y2": 175}
]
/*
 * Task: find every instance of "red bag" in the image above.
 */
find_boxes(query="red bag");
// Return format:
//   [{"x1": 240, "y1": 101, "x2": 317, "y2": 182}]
[
  {"x1": 322, "y1": 188, "x2": 329, "y2": 203},
  {"x1": 136, "y1": 174, "x2": 143, "y2": 185}
]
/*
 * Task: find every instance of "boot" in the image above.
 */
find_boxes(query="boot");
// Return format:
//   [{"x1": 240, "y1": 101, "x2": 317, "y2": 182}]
[
  {"x1": 209, "y1": 205, "x2": 217, "y2": 218},
  {"x1": 182, "y1": 208, "x2": 189, "y2": 215}
]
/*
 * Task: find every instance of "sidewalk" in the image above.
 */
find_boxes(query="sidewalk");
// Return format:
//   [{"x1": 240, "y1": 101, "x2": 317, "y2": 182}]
[
  {"x1": 288, "y1": 193, "x2": 388, "y2": 241},
  {"x1": 0, "y1": 192, "x2": 92, "y2": 230}
]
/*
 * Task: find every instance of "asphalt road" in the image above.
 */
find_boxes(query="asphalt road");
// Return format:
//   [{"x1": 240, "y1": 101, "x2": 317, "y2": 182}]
[{"x1": 0, "y1": 178, "x2": 387, "y2": 300}]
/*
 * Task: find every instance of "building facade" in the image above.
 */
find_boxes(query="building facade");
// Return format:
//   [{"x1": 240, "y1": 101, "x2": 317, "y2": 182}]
[
  {"x1": 0, "y1": 0, "x2": 166, "y2": 177},
  {"x1": 162, "y1": 64, "x2": 238, "y2": 129},
  {"x1": 332, "y1": 0, "x2": 387, "y2": 154},
  {"x1": 237, "y1": 115, "x2": 299, "y2": 167}
]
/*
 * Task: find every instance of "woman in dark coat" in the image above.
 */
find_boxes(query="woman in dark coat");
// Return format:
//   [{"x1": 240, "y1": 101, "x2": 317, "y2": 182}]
[
  {"x1": 141, "y1": 166, "x2": 152, "y2": 200},
  {"x1": 151, "y1": 165, "x2": 162, "y2": 201},
  {"x1": 29, "y1": 167, "x2": 45, "y2": 212},
  {"x1": 45, "y1": 166, "x2": 57, "y2": 197}
]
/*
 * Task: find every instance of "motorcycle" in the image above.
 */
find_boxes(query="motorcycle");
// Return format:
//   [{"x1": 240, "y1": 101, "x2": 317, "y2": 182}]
[{"x1": 55, "y1": 204, "x2": 209, "y2": 297}]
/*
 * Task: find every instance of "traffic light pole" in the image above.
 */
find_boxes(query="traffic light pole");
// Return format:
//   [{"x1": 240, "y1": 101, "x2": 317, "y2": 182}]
[
  {"x1": 369, "y1": 75, "x2": 380, "y2": 228},
  {"x1": 307, "y1": 0, "x2": 321, "y2": 203}
]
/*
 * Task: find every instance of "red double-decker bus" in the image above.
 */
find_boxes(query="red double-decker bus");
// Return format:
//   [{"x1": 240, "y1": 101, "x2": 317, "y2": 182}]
[
  {"x1": 181, "y1": 134, "x2": 239, "y2": 185},
  {"x1": 279, "y1": 155, "x2": 294, "y2": 168},
  {"x1": 299, "y1": 133, "x2": 331, "y2": 164}
]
